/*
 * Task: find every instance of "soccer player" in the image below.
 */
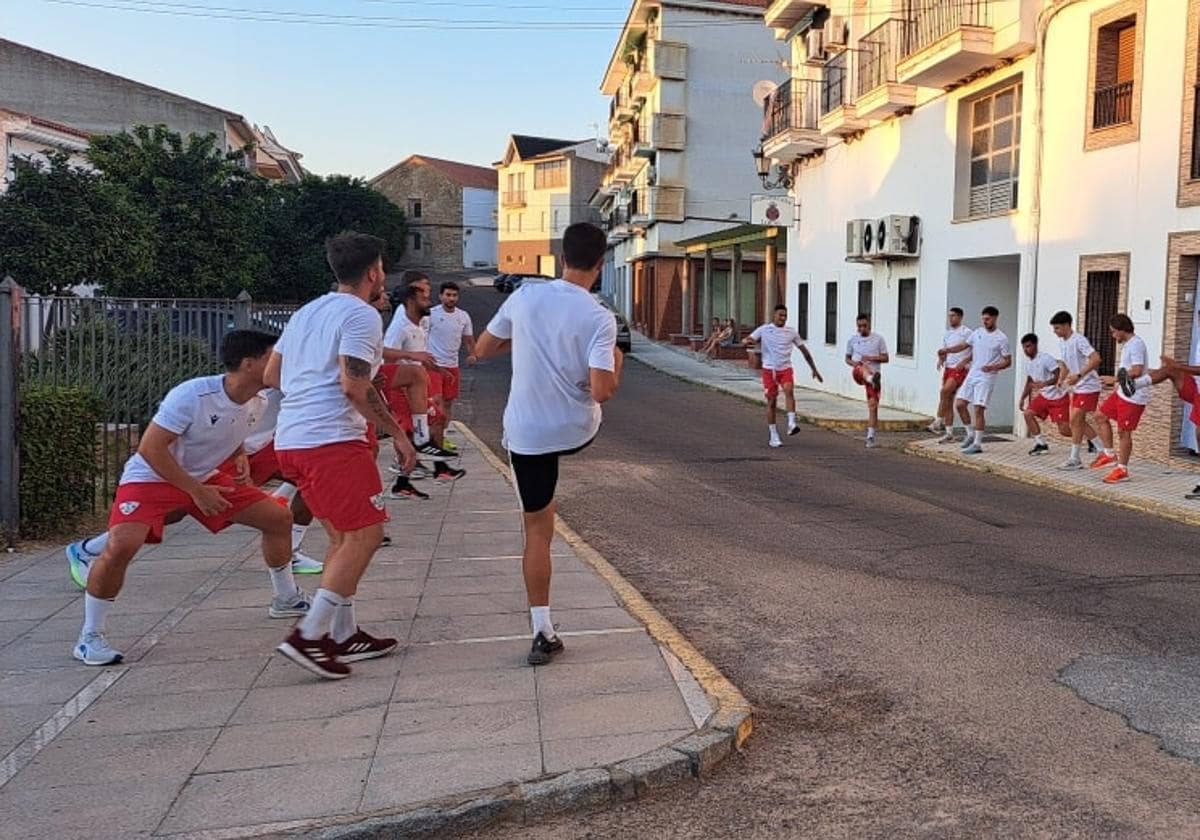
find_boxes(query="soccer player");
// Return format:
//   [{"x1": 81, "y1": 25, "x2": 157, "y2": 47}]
[
  {"x1": 1091, "y1": 313, "x2": 1149, "y2": 483},
  {"x1": 425, "y1": 281, "x2": 477, "y2": 450},
  {"x1": 940, "y1": 306, "x2": 1012, "y2": 455},
  {"x1": 268, "y1": 232, "x2": 417, "y2": 680},
  {"x1": 72, "y1": 331, "x2": 307, "y2": 666},
  {"x1": 1019, "y1": 333, "x2": 1070, "y2": 456},
  {"x1": 1050, "y1": 310, "x2": 1103, "y2": 470},
  {"x1": 1123, "y1": 356, "x2": 1200, "y2": 490},
  {"x1": 931, "y1": 307, "x2": 973, "y2": 441},
  {"x1": 475, "y1": 223, "x2": 621, "y2": 666},
  {"x1": 845, "y1": 314, "x2": 889, "y2": 449},
  {"x1": 743, "y1": 303, "x2": 822, "y2": 448}
]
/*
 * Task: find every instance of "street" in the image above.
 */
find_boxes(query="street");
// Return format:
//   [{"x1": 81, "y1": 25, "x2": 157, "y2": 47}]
[{"x1": 454, "y1": 285, "x2": 1200, "y2": 838}]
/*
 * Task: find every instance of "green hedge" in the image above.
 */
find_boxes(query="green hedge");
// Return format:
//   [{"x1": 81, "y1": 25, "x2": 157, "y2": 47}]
[{"x1": 19, "y1": 384, "x2": 101, "y2": 538}]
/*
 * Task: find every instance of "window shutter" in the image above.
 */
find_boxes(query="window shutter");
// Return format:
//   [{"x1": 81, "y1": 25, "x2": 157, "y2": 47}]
[{"x1": 1116, "y1": 24, "x2": 1136, "y2": 83}]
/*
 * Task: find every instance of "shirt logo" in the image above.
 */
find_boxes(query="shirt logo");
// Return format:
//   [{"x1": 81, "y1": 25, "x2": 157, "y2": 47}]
[
  {"x1": 370, "y1": 493, "x2": 386, "y2": 510},
  {"x1": 210, "y1": 414, "x2": 219, "y2": 425},
  {"x1": 118, "y1": 501, "x2": 140, "y2": 515}
]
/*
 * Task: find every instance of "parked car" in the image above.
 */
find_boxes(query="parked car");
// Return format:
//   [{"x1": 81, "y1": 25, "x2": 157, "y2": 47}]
[
  {"x1": 593, "y1": 294, "x2": 633, "y2": 353},
  {"x1": 493, "y1": 273, "x2": 552, "y2": 294}
]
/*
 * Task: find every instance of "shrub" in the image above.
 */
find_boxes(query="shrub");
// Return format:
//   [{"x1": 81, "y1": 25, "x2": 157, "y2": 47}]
[{"x1": 19, "y1": 384, "x2": 101, "y2": 538}]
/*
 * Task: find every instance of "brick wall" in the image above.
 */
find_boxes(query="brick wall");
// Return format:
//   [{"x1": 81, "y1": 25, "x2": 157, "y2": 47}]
[
  {"x1": 1180, "y1": 0, "x2": 1200, "y2": 207},
  {"x1": 371, "y1": 162, "x2": 465, "y2": 272},
  {"x1": 498, "y1": 238, "x2": 557, "y2": 273}
]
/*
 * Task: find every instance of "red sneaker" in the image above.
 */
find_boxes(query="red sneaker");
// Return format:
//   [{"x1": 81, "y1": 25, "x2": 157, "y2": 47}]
[
  {"x1": 276, "y1": 629, "x2": 350, "y2": 680},
  {"x1": 1090, "y1": 452, "x2": 1117, "y2": 470},
  {"x1": 334, "y1": 627, "x2": 399, "y2": 663},
  {"x1": 1102, "y1": 466, "x2": 1130, "y2": 484}
]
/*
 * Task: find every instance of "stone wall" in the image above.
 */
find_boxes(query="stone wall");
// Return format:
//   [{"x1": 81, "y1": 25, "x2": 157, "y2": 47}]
[{"x1": 372, "y1": 162, "x2": 465, "y2": 272}]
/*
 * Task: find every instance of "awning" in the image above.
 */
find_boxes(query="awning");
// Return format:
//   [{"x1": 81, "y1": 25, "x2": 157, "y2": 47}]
[{"x1": 674, "y1": 223, "x2": 786, "y2": 256}]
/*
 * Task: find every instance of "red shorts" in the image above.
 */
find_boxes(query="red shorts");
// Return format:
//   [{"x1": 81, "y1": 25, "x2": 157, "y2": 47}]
[
  {"x1": 108, "y1": 473, "x2": 270, "y2": 544},
  {"x1": 761, "y1": 367, "x2": 794, "y2": 400},
  {"x1": 1071, "y1": 391, "x2": 1100, "y2": 412},
  {"x1": 1100, "y1": 392, "x2": 1146, "y2": 431},
  {"x1": 277, "y1": 441, "x2": 387, "y2": 532},
  {"x1": 942, "y1": 367, "x2": 969, "y2": 387},
  {"x1": 440, "y1": 367, "x2": 461, "y2": 401},
  {"x1": 1028, "y1": 394, "x2": 1070, "y2": 424},
  {"x1": 852, "y1": 365, "x2": 881, "y2": 401},
  {"x1": 380, "y1": 366, "x2": 445, "y2": 429},
  {"x1": 1180, "y1": 375, "x2": 1200, "y2": 426},
  {"x1": 218, "y1": 443, "x2": 280, "y2": 487}
]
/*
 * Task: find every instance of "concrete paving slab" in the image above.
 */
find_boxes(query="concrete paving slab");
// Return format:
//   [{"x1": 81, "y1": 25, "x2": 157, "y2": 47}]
[
  {"x1": 542, "y1": 728, "x2": 695, "y2": 775},
  {"x1": 410, "y1": 612, "x2": 531, "y2": 643},
  {"x1": 14, "y1": 727, "x2": 218, "y2": 788},
  {"x1": 400, "y1": 639, "x2": 531, "y2": 674},
  {"x1": 0, "y1": 667, "x2": 95, "y2": 705},
  {"x1": 103, "y1": 658, "x2": 266, "y2": 698},
  {"x1": 228, "y1": 675, "x2": 396, "y2": 726},
  {"x1": 534, "y1": 656, "x2": 678, "y2": 698},
  {"x1": 377, "y1": 700, "x2": 541, "y2": 756},
  {"x1": 362, "y1": 744, "x2": 542, "y2": 812},
  {"x1": 0, "y1": 702, "x2": 62, "y2": 754},
  {"x1": 60, "y1": 688, "x2": 245, "y2": 738},
  {"x1": 0, "y1": 620, "x2": 41, "y2": 649},
  {"x1": 539, "y1": 688, "x2": 695, "y2": 741},
  {"x1": 199, "y1": 708, "x2": 384, "y2": 773},
  {"x1": 391, "y1": 666, "x2": 536, "y2": 707},
  {"x1": 0, "y1": 596, "x2": 75, "y2": 622},
  {"x1": 0, "y1": 777, "x2": 186, "y2": 840}
]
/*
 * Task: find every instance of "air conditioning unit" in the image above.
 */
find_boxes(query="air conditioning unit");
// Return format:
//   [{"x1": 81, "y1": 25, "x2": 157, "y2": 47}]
[
  {"x1": 805, "y1": 29, "x2": 826, "y2": 63},
  {"x1": 857, "y1": 218, "x2": 883, "y2": 259},
  {"x1": 875, "y1": 214, "x2": 921, "y2": 259},
  {"x1": 824, "y1": 16, "x2": 850, "y2": 53},
  {"x1": 846, "y1": 219, "x2": 870, "y2": 262}
]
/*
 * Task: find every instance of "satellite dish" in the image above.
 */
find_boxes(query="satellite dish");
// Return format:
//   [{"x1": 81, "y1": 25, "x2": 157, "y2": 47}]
[{"x1": 751, "y1": 80, "x2": 779, "y2": 107}]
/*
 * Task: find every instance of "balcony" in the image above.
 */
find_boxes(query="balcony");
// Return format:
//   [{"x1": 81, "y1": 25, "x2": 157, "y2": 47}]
[
  {"x1": 764, "y1": 0, "x2": 830, "y2": 39},
  {"x1": 633, "y1": 113, "x2": 687, "y2": 157},
  {"x1": 761, "y1": 78, "x2": 825, "y2": 162},
  {"x1": 896, "y1": 0, "x2": 995, "y2": 89},
  {"x1": 502, "y1": 190, "x2": 526, "y2": 208},
  {"x1": 608, "y1": 145, "x2": 645, "y2": 186},
  {"x1": 855, "y1": 19, "x2": 917, "y2": 120},
  {"x1": 818, "y1": 52, "x2": 868, "y2": 137},
  {"x1": 1093, "y1": 80, "x2": 1134, "y2": 130},
  {"x1": 631, "y1": 186, "x2": 685, "y2": 224},
  {"x1": 630, "y1": 40, "x2": 687, "y2": 94}
]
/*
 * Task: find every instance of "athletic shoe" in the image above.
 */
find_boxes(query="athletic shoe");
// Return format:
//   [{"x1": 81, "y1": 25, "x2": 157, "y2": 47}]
[
  {"x1": 291, "y1": 552, "x2": 323, "y2": 575},
  {"x1": 1058, "y1": 458, "x2": 1084, "y2": 471},
  {"x1": 527, "y1": 632, "x2": 564, "y2": 666},
  {"x1": 962, "y1": 442, "x2": 983, "y2": 455},
  {"x1": 416, "y1": 441, "x2": 458, "y2": 462},
  {"x1": 387, "y1": 458, "x2": 405, "y2": 474},
  {"x1": 937, "y1": 431, "x2": 957, "y2": 445},
  {"x1": 380, "y1": 535, "x2": 392, "y2": 547},
  {"x1": 1090, "y1": 452, "x2": 1117, "y2": 470},
  {"x1": 1102, "y1": 466, "x2": 1130, "y2": 484},
  {"x1": 768, "y1": 437, "x2": 782, "y2": 449},
  {"x1": 1029, "y1": 442, "x2": 1050, "y2": 456},
  {"x1": 334, "y1": 627, "x2": 399, "y2": 663},
  {"x1": 788, "y1": 422, "x2": 800, "y2": 436},
  {"x1": 1117, "y1": 367, "x2": 1136, "y2": 398},
  {"x1": 434, "y1": 464, "x2": 466, "y2": 482},
  {"x1": 389, "y1": 478, "x2": 430, "y2": 500},
  {"x1": 960, "y1": 436, "x2": 974, "y2": 450},
  {"x1": 73, "y1": 632, "x2": 123, "y2": 666},
  {"x1": 65, "y1": 541, "x2": 95, "y2": 590},
  {"x1": 410, "y1": 462, "x2": 431, "y2": 481},
  {"x1": 276, "y1": 629, "x2": 350, "y2": 680},
  {"x1": 1087, "y1": 440, "x2": 1098, "y2": 454},
  {"x1": 268, "y1": 587, "x2": 313, "y2": 619},
  {"x1": 927, "y1": 418, "x2": 945, "y2": 433},
  {"x1": 865, "y1": 438, "x2": 878, "y2": 449},
  {"x1": 442, "y1": 438, "x2": 458, "y2": 453},
  {"x1": 1185, "y1": 485, "x2": 1200, "y2": 500}
]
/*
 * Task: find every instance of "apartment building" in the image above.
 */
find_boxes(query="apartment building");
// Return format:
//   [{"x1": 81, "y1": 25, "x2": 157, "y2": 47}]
[
  {"x1": 759, "y1": 0, "x2": 1200, "y2": 463},
  {"x1": 0, "y1": 109, "x2": 91, "y2": 192},
  {"x1": 494, "y1": 135, "x2": 609, "y2": 276},
  {"x1": 596, "y1": 0, "x2": 789, "y2": 338}
]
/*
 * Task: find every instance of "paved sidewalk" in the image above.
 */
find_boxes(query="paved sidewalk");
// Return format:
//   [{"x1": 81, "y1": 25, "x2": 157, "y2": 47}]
[
  {"x1": 630, "y1": 334, "x2": 928, "y2": 431},
  {"x1": 910, "y1": 433, "x2": 1200, "y2": 526},
  {"x1": 0, "y1": 429, "x2": 726, "y2": 839}
]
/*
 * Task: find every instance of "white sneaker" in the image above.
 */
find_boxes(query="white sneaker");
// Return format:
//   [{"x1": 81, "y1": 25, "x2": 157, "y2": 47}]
[
  {"x1": 1058, "y1": 458, "x2": 1083, "y2": 471},
  {"x1": 768, "y1": 436, "x2": 782, "y2": 449},
  {"x1": 927, "y1": 419, "x2": 944, "y2": 433},
  {"x1": 290, "y1": 552, "x2": 323, "y2": 575},
  {"x1": 268, "y1": 587, "x2": 313, "y2": 619},
  {"x1": 73, "y1": 631, "x2": 123, "y2": 666},
  {"x1": 937, "y1": 431, "x2": 956, "y2": 445},
  {"x1": 865, "y1": 437, "x2": 878, "y2": 449},
  {"x1": 962, "y1": 442, "x2": 983, "y2": 455},
  {"x1": 959, "y1": 436, "x2": 975, "y2": 450}
]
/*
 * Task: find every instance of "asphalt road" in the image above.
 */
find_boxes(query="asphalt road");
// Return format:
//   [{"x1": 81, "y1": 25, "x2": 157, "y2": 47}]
[{"x1": 451, "y1": 283, "x2": 1200, "y2": 839}]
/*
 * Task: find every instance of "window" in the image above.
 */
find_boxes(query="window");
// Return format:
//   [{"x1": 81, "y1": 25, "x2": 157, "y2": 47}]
[
  {"x1": 824, "y1": 282, "x2": 838, "y2": 345},
  {"x1": 967, "y1": 82, "x2": 1021, "y2": 218},
  {"x1": 534, "y1": 159, "x2": 567, "y2": 189},
  {"x1": 857, "y1": 280, "x2": 873, "y2": 321},
  {"x1": 1084, "y1": 270, "x2": 1121, "y2": 374},
  {"x1": 412, "y1": 232, "x2": 422, "y2": 251},
  {"x1": 796, "y1": 282, "x2": 809, "y2": 340},
  {"x1": 552, "y1": 209, "x2": 560, "y2": 233},
  {"x1": 409, "y1": 199, "x2": 423, "y2": 219},
  {"x1": 1093, "y1": 16, "x2": 1137, "y2": 130},
  {"x1": 897, "y1": 278, "x2": 916, "y2": 356}
]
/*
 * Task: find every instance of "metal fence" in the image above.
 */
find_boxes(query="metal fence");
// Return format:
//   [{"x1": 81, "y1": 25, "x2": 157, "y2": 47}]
[
  {"x1": 903, "y1": 0, "x2": 991, "y2": 60},
  {"x1": 0, "y1": 281, "x2": 298, "y2": 532}
]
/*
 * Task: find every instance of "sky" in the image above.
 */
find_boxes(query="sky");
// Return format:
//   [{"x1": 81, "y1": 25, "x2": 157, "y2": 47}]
[{"x1": 1, "y1": 0, "x2": 631, "y2": 177}]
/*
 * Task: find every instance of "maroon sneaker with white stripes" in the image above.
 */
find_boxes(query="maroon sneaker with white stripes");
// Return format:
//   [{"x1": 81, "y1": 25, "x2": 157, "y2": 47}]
[
  {"x1": 334, "y1": 627, "x2": 399, "y2": 663},
  {"x1": 276, "y1": 629, "x2": 350, "y2": 680}
]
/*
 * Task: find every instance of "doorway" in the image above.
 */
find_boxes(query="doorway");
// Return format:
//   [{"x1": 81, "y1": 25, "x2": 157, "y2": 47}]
[{"x1": 947, "y1": 255, "x2": 1021, "y2": 428}]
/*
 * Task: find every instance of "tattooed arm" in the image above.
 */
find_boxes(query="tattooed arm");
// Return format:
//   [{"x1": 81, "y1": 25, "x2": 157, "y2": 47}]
[{"x1": 340, "y1": 355, "x2": 417, "y2": 471}]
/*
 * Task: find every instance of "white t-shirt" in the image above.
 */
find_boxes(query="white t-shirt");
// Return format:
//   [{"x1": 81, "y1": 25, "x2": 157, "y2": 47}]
[
  {"x1": 1118, "y1": 334, "x2": 1151, "y2": 405},
  {"x1": 749, "y1": 323, "x2": 805, "y2": 371},
  {"x1": 383, "y1": 313, "x2": 427, "y2": 365},
  {"x1": 243, "y1": 388, "x2": 281, "y2": 455},
  {"x1": 120, "y1": 375, "x2": 266, "y2": 485},
  {"x1": 943, "y1": 325, "x2": 973, "y2": 369},
  {"x1": 486, "y1": 280, "x2": 617, "y2": 455},
  {"x1": 845, "y1": 333, "x2": 888, "y2": 374},
  {"x1": 274, "y1": 292, "x2": 383, "y2": 450},
  {"x1": 425, "y1": 305, "x2": 473, "y2": 368},
  {"x1": 1027, "y1": 352, "x2": 1065, "y2": 400},
  {"x1": 1060, "y1": 332, "x2": 1102, "y2": 394},
  {"x1": 963, "y1": 328, "x2": 1011, "y2": 383}
]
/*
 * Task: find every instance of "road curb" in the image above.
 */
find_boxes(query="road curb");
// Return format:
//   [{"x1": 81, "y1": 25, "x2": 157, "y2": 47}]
[
  {"x1": 296, "y1": 423, "x2": 753, "y2": 840},
  {"x1": 906, "y1": 441, "x2": 1200, "y2": 528}
]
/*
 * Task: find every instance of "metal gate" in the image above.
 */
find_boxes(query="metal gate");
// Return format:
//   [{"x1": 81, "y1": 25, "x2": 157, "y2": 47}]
[{"x1": 1084, "y1": 270, "x2": 1121, "y2": 376}]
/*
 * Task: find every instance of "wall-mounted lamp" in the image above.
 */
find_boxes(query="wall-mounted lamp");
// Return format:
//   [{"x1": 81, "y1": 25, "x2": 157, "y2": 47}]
[{"x1": 752, "y1": 144, "x2": 793, "y2": 190}]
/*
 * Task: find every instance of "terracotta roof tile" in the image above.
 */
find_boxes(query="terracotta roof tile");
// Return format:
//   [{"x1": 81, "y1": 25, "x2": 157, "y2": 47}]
[{"x1": 409, "y1": 155, "x2": 497, "y2": 190}]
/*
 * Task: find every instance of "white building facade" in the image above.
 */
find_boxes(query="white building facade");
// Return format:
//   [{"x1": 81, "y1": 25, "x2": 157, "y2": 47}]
[
  {"x1": 462, "y1": 186, "x2": 499, "y2": 269},
  {"x1": 760, "y1": 0, "x2": 1200, "y2": 461}
]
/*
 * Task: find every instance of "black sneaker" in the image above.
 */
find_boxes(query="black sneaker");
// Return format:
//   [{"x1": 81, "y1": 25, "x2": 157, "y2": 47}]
[
  {"x1": 1117, "y1": 367, "x2": 1136, "y2": 398},
  {"x1": 334, "y1": 627, "x2": 399, "y2": 663},
  {"x1": 389, "y1": 477, "x2": 429, "y2": 500},
  {"x1": 415, "y1": 441, "x2": 458, "y2": 462},
  {"x1": 527, "y1": 632, "x2": 564, "y2": 666},
  {"x1": 276, "y1": 629, "x2": 350, "y2": 680},
  {"x1": 1029, "y1": 442, "x2": 1050, "y2": 456},
  {"x1": 380, "y1": 535, "x2": 392, "y2": 546},
  {"x1": 1087, "y1": 440, "x2": 1097, "y2": 454},
  {"x1": 1185, "y1": 485, "x2": 1200, "y2": 500},
  {"x1": 434, "y1": 463, "x2": 466, "y2": 482}
]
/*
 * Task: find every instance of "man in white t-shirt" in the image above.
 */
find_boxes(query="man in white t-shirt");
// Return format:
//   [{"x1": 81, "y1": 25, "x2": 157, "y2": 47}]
[
  {"x1": 744, "y1": 304, "x2": 822, "y2": 448},
  {"x1": 425, "y1": 281, "x2": 477, "y2": 446},
  {"x1": 475, "y1": 223, "x2": 621, "y2": 667},
  {"x1": 845, "y1": 314, "x2": 889, "y2": 448},
  {"x1": 941, "y1": 306, "x2": 1012, "y2": 455},
  {"x1": 1019, "y1": 332, "x2": 1071, "y2": 456},
  {"x1": 931, "y1": 307, "x2": 973, "y2": 442},
  {"x1": 1050, "y1": 310, "x2": 1103, "y2": 470},
  {"x1": 72, "y1": 331, "x2": 303, "y2": 667},
  {"x1": 266, "y1": 231, "x2": 417, "y2": 680},
  {"x1": 1092, "y1": 313, "x2": 1150, "y2": 483}
]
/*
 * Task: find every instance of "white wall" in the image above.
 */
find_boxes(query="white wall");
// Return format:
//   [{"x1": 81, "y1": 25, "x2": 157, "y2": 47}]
[{"x1": 461, "y1": 187, "x2": 498, "y2": 268}]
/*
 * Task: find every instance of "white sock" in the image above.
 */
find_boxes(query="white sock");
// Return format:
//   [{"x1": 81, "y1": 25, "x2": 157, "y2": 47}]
[
  {"x1": 413, "y1": 413, "x2": 430, "y2": 445},
  {"x1": 1104, "y1": 446, "x2": 1115, "y2": 456},
  {"x1": 290, "y1": 524, "x2": 309, "y2": 552},
  {"x1": 867, "y1": 427, "x2": 876, "y2": 439},
  {"x1": 531, "y1": 605, "x2": 555, "y2": 638},
  {"x1": 1134, "y1": 374, "x2": 1152, "y2": 390},
  {"x1": 1070, "y1": 443, "x2": 1081, "y2": 460},
  {"x1": 299, "y1": 588, "x2": 345, "y2": 640},
  {"x1": 271, "y1": 482, "x2": 298, "y2": 503},
  {"x1": 1089, "y1": 437, "x2": 1102, "y2": 452},
  {"x1": 1035, "y1": 434, "x2": 1047, "y2": 446},
  {"x1": 973, "y1": 430, "x2": 984, "y2": 446},
  {"x1": 769, "y1": 425, "x2": 781, "y2": 440},
  {"x1": 268, "y1": 562, "x2": 298, "y2": 600},
  {"x1": 81, "y1": 532, "x2": 109, "y2": 557},
  {"x1": 83, "y1": 593, "x2": 113, "y2": 636},
  {"x1": 787, "y1": 411, "x2": 797, "y2": 427},
  {"x1": 331, "y1": 602, "x2": 357, "y2": 644}
]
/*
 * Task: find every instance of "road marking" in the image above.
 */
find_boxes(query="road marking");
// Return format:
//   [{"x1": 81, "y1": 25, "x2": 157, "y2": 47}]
[{"x1": 419, "y1": 627, "x2": 645, "y2": 646}]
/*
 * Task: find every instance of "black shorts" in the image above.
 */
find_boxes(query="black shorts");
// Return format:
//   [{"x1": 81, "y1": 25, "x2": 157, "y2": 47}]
[{"x1": 509, "y1": 438, "x2": 594, "y2": 514}]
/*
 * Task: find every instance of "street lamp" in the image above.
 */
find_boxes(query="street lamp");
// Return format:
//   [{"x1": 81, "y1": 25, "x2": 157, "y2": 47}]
[{"x1": 752, "y1": 144, "x2": 793, "y2": 190}]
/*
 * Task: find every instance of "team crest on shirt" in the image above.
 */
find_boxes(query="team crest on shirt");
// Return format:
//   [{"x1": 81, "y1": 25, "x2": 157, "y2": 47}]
[
  {"x1": 118, "y1": 501, "x2": 140, "y2": 515},
  {"x1": 370, "y1": 493, "x2": 386, "y2": 511},
  {"x1": 209, "y1": 414, "x2": 219, "y2": 425}
]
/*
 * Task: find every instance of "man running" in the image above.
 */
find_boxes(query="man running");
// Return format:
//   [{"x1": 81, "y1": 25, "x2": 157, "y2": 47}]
[
  {"x1": 743, "y1": 303, "x2": 822, "y2": 448},
  {"x1": 931, "y1": 307, "x2": 973, "y2": 441},
  {"x1": 1050, "y1": 310, "x2": 1103, "y2": 470},
  {"x1": 269, "y1": 231, "x2": 417, "y2": 680},
  {"x1": 845, "y1": 314, "x2": 889, "y2": 449},
  {"x1": 1019, "y1": 333, "x2": 1070, "y2": 456},
  {"x1": 475, "y1": 222, "x2": 621, "y2": 666},
  {"x1": 940, "y1": 306, "x2": 1011, "y2": 455},
  {"x1": 425, "y1": 281, "x2": 477, "y2": 449},
  {"x1": 1091, "y1": 313, "x2": 1149, "y2": 483},
  {"x1": 73, "y1": 330, "x2": 307, "y2": 666},
  {"x1": 1123, "y1": 355, "x2": 1200, "y2": 493}
]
